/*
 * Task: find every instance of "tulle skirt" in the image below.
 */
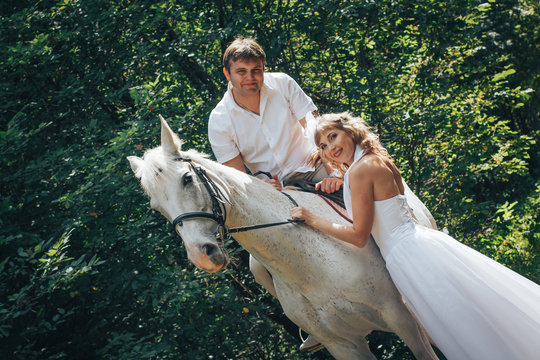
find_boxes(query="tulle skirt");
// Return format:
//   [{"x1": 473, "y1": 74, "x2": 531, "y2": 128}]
[{"x1": 383, "y1": 223, "x2": 540, "y2": 360}]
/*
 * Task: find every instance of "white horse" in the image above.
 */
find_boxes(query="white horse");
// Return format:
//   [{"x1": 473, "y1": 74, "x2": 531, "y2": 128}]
[{"x1": 127, "y1": 117, "x2": 438, "y2": 360}]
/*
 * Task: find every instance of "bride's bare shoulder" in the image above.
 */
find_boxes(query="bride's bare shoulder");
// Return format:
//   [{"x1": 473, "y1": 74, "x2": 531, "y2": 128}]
[{"x1": 350, "y1": 155, "x2": 392, "y2": 180}]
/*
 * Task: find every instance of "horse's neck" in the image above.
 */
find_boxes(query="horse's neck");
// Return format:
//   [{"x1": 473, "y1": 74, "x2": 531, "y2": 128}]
[
  {"x1": 200, "y1": 159, "x2": 338, "y2": 283},
  {"x1": 227, "y1": 176, "x2": 316, "y2": 276},
  {"x1": 204, "y1": 161, "x2": 298, "y2": 261},
  {"x1": 214, "y1": 165, "x2": 288, "y2": 230},
  {"x1": 196, "y1": 157, "x2": 281, "y2": 217}
]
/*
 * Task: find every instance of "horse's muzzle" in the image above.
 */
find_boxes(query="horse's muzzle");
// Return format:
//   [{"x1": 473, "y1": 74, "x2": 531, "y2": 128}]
[{"x1": 200, "y1": 243, "x2": 228, "y2": 272}]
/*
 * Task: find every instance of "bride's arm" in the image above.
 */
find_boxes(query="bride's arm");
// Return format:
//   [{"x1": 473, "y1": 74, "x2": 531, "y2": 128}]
[{"x1": 291, "y1": 164, "x2": 375, "y2": 248}]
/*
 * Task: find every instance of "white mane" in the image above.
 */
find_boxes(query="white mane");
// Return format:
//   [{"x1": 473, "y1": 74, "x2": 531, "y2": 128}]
[
  {"x1": 136, "y1": 146, "x2": 210, "y2": 198},
  {"x1": 135, "y1": 145, "x2": 261, "y2": 207}
]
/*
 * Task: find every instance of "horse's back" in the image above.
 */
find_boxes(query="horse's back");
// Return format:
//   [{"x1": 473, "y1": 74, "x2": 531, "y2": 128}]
[{"x1": 283, "y1": 190, "x2": 398, "y2": 302}]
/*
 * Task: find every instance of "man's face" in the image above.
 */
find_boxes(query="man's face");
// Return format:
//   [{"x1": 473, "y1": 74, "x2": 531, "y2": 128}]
[{"x1": 223, "y1": 58, "x2": 264, "y2": 98}]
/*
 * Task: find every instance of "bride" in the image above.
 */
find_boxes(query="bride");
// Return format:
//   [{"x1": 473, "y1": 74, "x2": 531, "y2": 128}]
[{"x1": 291, "y1": 112, "x2": 540, "y2": 360}]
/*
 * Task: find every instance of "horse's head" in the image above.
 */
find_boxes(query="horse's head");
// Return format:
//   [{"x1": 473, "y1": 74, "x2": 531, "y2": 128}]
[{"x1": 127, "y1": 116, "x2": 229, "y2": 272}]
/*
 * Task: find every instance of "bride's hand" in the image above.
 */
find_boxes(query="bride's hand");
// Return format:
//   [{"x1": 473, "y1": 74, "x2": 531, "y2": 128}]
[
  {"x1": 291, "y1": 206, "x2": 314, "y2": 226},
  {"x1": 315, "y1": 177, "x2": 343, "y2": 193}
]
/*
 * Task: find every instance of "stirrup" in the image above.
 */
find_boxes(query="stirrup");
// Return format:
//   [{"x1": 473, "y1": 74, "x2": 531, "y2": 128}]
[{"x1": 298, "y1": 329, "x2": 324, "y2": 352}]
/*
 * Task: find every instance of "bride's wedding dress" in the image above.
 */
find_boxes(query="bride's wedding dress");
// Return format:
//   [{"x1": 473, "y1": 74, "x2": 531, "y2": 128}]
[
  {"x1": 371, "y1": 194, "x2": 540, "y2": 360},
  {"x1": 344, "y1": 146, "x2": 540, "y2": 360}
]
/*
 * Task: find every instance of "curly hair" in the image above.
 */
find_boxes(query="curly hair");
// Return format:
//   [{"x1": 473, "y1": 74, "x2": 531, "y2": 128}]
[{"x1": 314, "y1": 112, "x2": 390, "y2": 175}]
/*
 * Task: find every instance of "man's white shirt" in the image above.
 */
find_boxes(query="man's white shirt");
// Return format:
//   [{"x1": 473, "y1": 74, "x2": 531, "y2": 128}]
[{"x1": 208, "y1": 72, "x2": 318, "y2": 181}]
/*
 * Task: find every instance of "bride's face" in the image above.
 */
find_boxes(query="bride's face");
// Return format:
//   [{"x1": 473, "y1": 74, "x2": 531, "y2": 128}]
[{"x1": 318, "y1": 127, "x2": 356, "y2": 166}]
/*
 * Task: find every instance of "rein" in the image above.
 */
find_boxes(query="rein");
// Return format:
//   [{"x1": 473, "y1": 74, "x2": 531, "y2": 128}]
[
  {"x1": 171, "y1": 157, "x2": 303, "y2": 243},
  {"x1": 227, "y1": 192, "x2": 303, "y2": 234}
]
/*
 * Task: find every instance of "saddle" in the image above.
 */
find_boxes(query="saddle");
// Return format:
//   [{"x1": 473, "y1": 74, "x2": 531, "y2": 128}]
[{"x1": 252, "y1": 171, "x2": 352, "y2": 224}]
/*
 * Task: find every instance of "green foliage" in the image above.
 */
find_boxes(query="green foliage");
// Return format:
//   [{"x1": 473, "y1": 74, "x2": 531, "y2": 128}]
[{"x1": 0, "y1": 0, "x2": 538, "y2": 359}]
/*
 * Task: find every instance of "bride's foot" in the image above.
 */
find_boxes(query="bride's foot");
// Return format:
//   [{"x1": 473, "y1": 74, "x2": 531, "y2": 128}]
[{"x1": 299, "y1": 334, "x2": 324, "y2": 352}]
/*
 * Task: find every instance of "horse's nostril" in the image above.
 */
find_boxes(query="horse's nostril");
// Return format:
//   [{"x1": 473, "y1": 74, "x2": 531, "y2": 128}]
[{"x1": 202, "y1": 243, "x2": 219, "y2": 258}]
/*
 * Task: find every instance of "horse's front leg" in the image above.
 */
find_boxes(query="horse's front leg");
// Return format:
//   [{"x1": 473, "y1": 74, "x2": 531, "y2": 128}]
[{"x1": 249, "y1": 255, "x2": 278, "y2": 297}]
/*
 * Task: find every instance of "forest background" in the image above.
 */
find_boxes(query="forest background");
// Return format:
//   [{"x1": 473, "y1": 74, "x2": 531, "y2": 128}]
[{"x1": 1, "y1": 0, "x2": 539, "y2": 359}]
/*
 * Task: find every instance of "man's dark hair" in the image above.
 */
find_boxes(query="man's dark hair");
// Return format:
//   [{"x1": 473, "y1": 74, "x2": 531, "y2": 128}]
[{"x1": 223, "y1": 36, "x2": 266, "y2": 72}]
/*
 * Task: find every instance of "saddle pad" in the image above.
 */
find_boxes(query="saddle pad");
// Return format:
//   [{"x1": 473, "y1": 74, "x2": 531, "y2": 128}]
[{"x1": 317, "y1": 194, "x2": 353, "y2": 224}]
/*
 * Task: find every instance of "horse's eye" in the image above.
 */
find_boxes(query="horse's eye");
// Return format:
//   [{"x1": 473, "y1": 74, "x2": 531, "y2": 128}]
[{"x1": 182, "y1": 174, "x2": 193, "y2": 186}]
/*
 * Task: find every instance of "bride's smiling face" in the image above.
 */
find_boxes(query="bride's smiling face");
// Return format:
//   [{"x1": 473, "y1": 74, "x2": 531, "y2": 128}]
[{"x1": 318, "y1": 128, "x2": 356, "y2": 166}]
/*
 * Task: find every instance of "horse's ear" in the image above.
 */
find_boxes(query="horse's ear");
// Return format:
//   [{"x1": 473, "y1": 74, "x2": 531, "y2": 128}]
[
  {"x1": 159, "y1": 114, "x2": 183, "y2": 156},
  {"x1": 127, "y1": 156, "x2": 144, "y2": 178}
]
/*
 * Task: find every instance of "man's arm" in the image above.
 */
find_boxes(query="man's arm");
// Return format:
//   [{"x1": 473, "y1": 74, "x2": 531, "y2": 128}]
[
  {"x1": 223, "y1": 154, "x2": 282, "y2": 190},
  {"x1": 302, "y1": 110, "x2": 322, "y2": 167},
  {"x1": 223, "y1": 154, "x2": 246, "y2": 173}
]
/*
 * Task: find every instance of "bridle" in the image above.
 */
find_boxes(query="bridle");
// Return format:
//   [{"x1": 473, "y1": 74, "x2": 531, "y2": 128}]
[{"x1": 171, "y1": 156, "x2": 303, "y2": 246}]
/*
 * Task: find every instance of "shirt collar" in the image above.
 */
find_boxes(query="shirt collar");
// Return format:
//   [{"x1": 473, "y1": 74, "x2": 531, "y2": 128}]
[{"x1": 224, "y1": 77, "x2": 273, "y2": 111}]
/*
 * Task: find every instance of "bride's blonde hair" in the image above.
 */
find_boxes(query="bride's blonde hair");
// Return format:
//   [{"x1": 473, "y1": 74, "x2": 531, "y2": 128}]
[{"x1": 314, "y1": 112, "x2": 390, "y2": 175}]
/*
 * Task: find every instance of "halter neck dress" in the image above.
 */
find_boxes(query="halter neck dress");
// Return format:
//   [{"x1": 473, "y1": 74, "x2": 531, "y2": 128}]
[{"x1": 343, "y1": 145, "x2": 540, "y2": 360}]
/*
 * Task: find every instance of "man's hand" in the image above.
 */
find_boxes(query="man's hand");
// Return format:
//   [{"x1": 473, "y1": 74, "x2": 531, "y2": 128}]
[
  {"x1": 315, "y1": 177, "x2": 344, "y2": 193},
  {"x1": 267, "y1": 174, "x2": 282, "y2": 191},
  {"x1": 305, "y1": 148, "x2": 321, "y2": 168}
]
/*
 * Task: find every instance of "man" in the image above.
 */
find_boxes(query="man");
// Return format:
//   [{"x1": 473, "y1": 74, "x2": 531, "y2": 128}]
[
  {"x1": 208, "y1": 36, "x2": 337, "y2": 351},
  {"x1": 208, "y1": 37, "x2": 344, "y2": 192}
]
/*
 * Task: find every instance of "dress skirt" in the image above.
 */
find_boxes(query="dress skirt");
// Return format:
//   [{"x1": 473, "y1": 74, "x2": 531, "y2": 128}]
[{"x1": 383, "y1": 223, "x2": 540, "y2": 360}]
